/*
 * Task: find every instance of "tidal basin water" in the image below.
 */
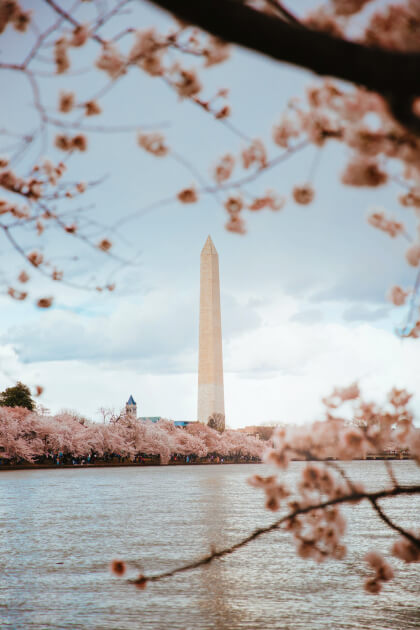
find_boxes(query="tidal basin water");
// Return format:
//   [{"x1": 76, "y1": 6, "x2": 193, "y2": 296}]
[{"x1": 1, "y1": 462, "x2": 419, "y2": 630}]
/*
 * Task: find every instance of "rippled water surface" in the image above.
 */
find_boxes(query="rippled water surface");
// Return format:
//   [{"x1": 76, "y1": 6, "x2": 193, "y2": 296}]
[{"x1": 1, "y1": 462, "x2": 419, "y2": 629}]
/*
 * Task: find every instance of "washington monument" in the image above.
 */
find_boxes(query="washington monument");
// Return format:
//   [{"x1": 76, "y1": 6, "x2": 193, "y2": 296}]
[{"x1": 197, "y1": 236, "x2": 225, "y2": 431}]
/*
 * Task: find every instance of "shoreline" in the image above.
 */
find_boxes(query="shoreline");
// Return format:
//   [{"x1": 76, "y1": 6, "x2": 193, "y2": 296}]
[
  {"x1": 1, "y1": 461, "x2": 258, "y2": 471},
  {"x1": 0, "y1": 456, "x2": 412, "y2": 471}
]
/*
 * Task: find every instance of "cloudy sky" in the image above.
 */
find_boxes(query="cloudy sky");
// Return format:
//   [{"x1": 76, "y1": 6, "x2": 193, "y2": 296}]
[{"x1": 0, "y1": 0, "x2": 418, "y2": 428}]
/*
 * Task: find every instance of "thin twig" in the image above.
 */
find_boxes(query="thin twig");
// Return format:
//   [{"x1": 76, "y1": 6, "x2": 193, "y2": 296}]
[
  {"x1": 44, "y1": 0, "x2": 106, "y2": 45},
  {"x1": 369, "y1": 497, "x2": 419, "y2": 547},
  {"x1": 92, "y1": 0, "x2": 133, "y2": 36},
  {"x1": 384, "y1": 460, "x2": 398, "y2": 488},
  {"x1": 23, "y1": 0, "x2": 79, "y2": 68},
  {"x1": 263, "y1": 0, "x2": 304, "y2": 28},
  {"x1": 404, "y1": 269, "x2": 420, "y2": 334}
]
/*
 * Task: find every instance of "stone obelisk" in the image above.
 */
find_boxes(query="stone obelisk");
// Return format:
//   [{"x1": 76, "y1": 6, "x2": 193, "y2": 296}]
[{"x1": 197, "y1": 236, "x2": 225, "y2": 431}]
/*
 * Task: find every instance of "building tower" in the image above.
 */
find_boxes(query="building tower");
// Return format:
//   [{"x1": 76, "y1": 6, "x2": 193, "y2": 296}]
[
  {"x1": 197, "y1": 236, "x2": 225, "y2": 431},
  {"x1": 126, "y1": 395, "x2": 137, "y2": 418}
]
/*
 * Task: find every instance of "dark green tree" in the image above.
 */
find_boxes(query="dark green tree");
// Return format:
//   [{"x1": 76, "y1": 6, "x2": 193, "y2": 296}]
[{"x1": 0, "y1": 382, "x2": 35, "y2": 411}]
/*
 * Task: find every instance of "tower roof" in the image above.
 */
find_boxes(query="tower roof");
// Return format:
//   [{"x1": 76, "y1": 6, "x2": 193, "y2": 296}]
[
  {"x1": 201, "y1": 235, "x2": 217, "y2": 255},
  {"x1": 127, "y1": 395, "x2": 136, "y2": 405}
]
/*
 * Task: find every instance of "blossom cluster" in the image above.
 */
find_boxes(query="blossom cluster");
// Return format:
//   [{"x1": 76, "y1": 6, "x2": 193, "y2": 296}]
[
  {"x1": 266, "y1": 384, "x2": 420, "y2": 464},
  {"x1": 306, "y1": 0, "x2": 420, "y2": 52},
  {"x1": 364, "y1": 551, "x2": 395, "y2": 594},
  {"x1": 247, "y1": 384, "x2": 419, "y2": 592},
  {"x1": 93, "y1": 26, "x2": 228, "y2": 105},
  {"x1": 0, "y1": 0, "x2": 30, "y2": 34}
]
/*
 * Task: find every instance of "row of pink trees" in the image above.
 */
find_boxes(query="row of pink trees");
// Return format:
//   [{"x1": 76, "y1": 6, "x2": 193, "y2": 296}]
[{"x1": 0, "y1": 407, "x2": 264, "y2": 464}]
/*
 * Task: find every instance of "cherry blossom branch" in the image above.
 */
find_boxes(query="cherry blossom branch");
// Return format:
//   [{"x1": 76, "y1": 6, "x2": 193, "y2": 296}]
[
  {"x1": 41, "y1": 2, "x2": 250, "y2": 144},
  {"x1": 127, "y1": 484, "x2": 419, "y2": 587},
  {"x1": 49, "y1": 216, "x2": 128, "y2": 265},
  {"x1": 113, "y1": 140, "x2": 308, "y2": 229},
  {"x1": 159, "y1": 75, "x2": 252, "y2": 143},
  {"x1": 206, "y1": 140, "x2": 309, "y2": 193},
  {"x1": 150, "y1": 0, "x2": 420, "y2": 133},
  {"x1": 0, "y1": 2, "x2": 174, "y2": 298},
  {"x1": 23, "y1": 0, "x2": 78, "y2": 68},
  {"x1": 1, "y1": 224, "x2": 104, "y2": 292},
  {"x1": 2, "y1": 1, "x2": 419, "y2": 310}
]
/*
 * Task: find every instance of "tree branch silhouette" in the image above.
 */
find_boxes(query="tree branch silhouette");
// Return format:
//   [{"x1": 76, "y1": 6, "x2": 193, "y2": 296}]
[{"x1": 150, "y1": 0, "x2": 420, "y2": 133}]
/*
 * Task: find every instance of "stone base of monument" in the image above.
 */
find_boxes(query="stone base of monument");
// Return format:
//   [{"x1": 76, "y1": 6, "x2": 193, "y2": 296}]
[{"x1": 207, "y1": 413, "x2": 225, "y2": 433}]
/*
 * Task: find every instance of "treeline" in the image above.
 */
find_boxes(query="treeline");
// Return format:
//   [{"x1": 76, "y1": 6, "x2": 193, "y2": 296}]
[{"x1": 0, "y1": 407, "x2": 265, "y2": 466}]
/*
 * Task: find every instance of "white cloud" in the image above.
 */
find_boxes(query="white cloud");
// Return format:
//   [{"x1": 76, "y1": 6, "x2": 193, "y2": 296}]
[
  {"x1": 289, "y1": 308, "x2": 324, "y2": 324},
  {"x1": 224, "y1": 318, "x2": 419, "y2": 426},
  {"x1": 4, "y1": 289, "x2": 260, "y2": 365},
  {"x1": 1, "y1": 300, "x2": 418, "y2": 429}
]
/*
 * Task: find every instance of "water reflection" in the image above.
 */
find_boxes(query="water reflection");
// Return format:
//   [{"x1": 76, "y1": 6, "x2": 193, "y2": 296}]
[
  {"x1": 1, "y1": 462, "x2": 419, "y2": 630},
  {"x1": 196, "y1": 470, "x2": 246, "y2": 630}
]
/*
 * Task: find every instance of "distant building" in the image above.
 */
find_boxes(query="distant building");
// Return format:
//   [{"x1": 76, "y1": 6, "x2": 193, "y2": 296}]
[
  {"x1": 138, "y1": 416, "x2": 194, "y2": 428},
  {"x1": 126, "y1": 396, "x2": 196, "y2": 428},
  {"x1": 126, "y1": 395, "x2": 137, "y2": 418}
]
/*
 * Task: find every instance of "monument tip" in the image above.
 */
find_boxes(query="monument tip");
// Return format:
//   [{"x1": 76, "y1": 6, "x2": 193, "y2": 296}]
[{"x1": 202, "y1": 235, "x2": 217, "y2": 255}]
